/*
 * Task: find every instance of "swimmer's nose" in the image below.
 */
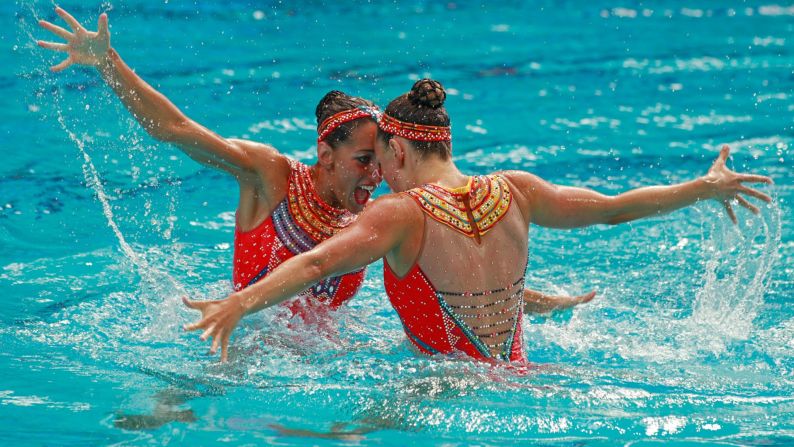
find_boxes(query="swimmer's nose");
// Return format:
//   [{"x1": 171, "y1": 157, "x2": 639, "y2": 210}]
[{"x1": 372, "y1": 164, "x2": 383, "y2": 182}]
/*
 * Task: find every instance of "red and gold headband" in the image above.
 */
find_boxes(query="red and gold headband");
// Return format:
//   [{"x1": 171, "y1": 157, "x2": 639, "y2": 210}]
[
  {"x1": 378, "y1": 113, "x2": 451, "y2": 142},
  {"x1": 317, "y1": 105, "x2": 381, "y2": 143}
]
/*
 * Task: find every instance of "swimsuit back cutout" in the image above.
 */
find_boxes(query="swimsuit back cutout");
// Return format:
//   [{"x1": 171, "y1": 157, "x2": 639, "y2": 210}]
[
  {"x1": 385, "y1": 175, "x2": 529, "y2": 361},
  {"x1": 233, "y1": 159, "x2": 365, "y2": 308}
]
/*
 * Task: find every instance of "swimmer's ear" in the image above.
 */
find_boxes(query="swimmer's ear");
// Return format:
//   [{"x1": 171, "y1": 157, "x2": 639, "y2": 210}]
[
  {"x1": 317, "y1": 140, "x2": 334, "y2": 170},
  {"x1": 388, "y1": 138, "x2": 406, "y2": 168}
]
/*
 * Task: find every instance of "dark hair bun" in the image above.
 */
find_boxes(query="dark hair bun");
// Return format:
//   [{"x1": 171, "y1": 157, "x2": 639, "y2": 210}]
[
  {"x1": 315, "y1": 90, "x2": 348, "y2": 121},
  {"x1": 408, "y1": 79, "x2": 446, "y2": 109}
]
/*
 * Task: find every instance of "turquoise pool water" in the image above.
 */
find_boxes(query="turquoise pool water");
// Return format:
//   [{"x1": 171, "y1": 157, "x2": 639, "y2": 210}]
[{"x1": 3, "y1": 1, "x2": 792, "y2": 445}]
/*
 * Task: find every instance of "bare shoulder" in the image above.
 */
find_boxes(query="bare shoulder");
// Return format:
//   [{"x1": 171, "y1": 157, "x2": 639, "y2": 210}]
[
  {"x1": 498, "y1": 170, "x2": 545, "y2": 190},
  {"x1": 227, "y1": 139, "x2": 284, "y2": 163},
  {"x1": 496, "y1": 170, "x2": 555, "y2": 225},
  {"x1": 498, "y1": 169, "x2": 559, "y2": 198},
  {"x1": 228, "y1": 139, "x2": 290, "y2": 181},
  {"x1": 359, "y1": 193, "x2": 423, "y2": 228}
]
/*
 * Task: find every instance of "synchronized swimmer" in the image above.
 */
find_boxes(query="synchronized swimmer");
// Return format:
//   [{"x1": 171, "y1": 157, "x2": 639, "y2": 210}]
[
  {"x1": 37, "y1": 7, "x2": 596, "y2": 353},
  {"x1": 180, "y1": 78, "x2": 771, "y2": 362}
]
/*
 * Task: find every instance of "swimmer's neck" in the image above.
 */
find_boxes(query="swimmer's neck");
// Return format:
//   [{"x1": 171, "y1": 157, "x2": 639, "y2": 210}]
[
  {"x1": 310, "y1": 163, "x2": 344, "y2": 209},
  {"x1": 408, "y1": 156, "x2": 468, "y2": 190}
]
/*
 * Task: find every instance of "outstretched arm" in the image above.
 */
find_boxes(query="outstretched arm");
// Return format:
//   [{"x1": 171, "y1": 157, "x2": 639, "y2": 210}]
[
  {"x1": 523, "y1": 289, "x2": 596, "y2": 314},
  {"x1": 508, "y1": 146, "x2": 772, "y2": 229},
  {"x1": 37, "y1": 8, "x2": 272, "y2": 178},
  {"x1": 182, "y1": 195, "x2": 420, "y2": 362}
]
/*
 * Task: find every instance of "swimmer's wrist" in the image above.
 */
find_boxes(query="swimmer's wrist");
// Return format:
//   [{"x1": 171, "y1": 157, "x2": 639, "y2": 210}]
[
  {"x1": 105, "y1": 47, "x2": 116, "y2": 60},
  {"x1": 229, "y1": 290, "x2": 256, "y2": 316},
  {"x1": 96, "y1": 47, "x2": 116, "y2": 70},
  {"x1": 695, "y1": 175, "x2": 719, "y2": 200},
  {"x1": 232, "y1": 292, "x2": 251, "y2": 315}
]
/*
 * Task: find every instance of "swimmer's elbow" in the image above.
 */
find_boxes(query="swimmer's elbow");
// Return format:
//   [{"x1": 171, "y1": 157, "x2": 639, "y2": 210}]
[
  {"x1": 305, "y1": 252, "x2": 333, "y2": 283},
  {"x1": 605, "y1": 214, "x2": 631, "y2": 225},
  {"x1": 159, "y1": 119, "x2": 189, "y2": 142},
  {"x1": 145, "y1": 118, "x2": 192, "y2": 143},
  {"x1": 603, "y1": 206, "x2": 638, "y2": 225},
  {"x1": 600, "y1": 197, "x2": 633, "y2": 225}
]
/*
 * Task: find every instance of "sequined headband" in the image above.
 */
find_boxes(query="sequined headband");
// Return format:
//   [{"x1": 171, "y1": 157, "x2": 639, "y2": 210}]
[
  {"x1": 378, "y1": 113, "x2": 452, "y2": 142},
  {"x1": 317, "y1": 105, "x2": 381, "y2": 143}
]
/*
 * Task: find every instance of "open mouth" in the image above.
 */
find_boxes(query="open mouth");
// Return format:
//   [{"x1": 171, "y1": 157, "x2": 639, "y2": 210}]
[{"x1": 354, "y1": 185, "x2": 375, "y2": 205}]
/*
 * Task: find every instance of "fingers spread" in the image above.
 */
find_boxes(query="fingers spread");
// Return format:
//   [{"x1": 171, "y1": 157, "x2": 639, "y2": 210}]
[
  {"x1": 37, "y1": 40, "x2": 68, "y2": 52},
  {"x1": 210, "y1": 329, "x2": 223, "y2": 354},
  {"x1": 51, "y1": 58, "x2": 72, "y2": 72},
  {"x1": 720, "y1": 145, "x2": 730, "y2": 159},
  {"x1": 98, "y1": 13, "x2": 109, "y2": 37},
  {"x1": 183, "y1": 317, "x2": 208, "y2": 332},
  {"x1": 39, "y1": 20, "x2": 73, "y2": 40},
  {"x1": 740, "y1": 173, "x2": 773, "y2": 184},
  {"x1": 182, "y1": 296, "x2": 207, "y2": 310},
  {"x1": 199, "y1": 323, "x2": 217, "y2": 341},
  {"x1": 55, "y1": 7, "x2": 83, "y2": 32},
  {"x1": 739, "y1": 186, "x2": 772, "y2": 203},
  {"x1": 736, "y1": 196, "x2": 759, "y2": 214},
  {"x1": 221, "y1": 335, "x2": 231, "y2": 363},
  {"x1": 715, "y1": 145, "x2": 730, "y2": 167},
  {"x1": 723, "y1": 201, "x2": 737, "y2": 225}
]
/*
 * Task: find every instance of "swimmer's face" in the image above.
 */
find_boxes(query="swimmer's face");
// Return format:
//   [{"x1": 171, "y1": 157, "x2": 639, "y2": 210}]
[
  {"x1": 325, "y1": 120, "x2": 381, "y2": 213},
  {"x1": 374, "y1": 136, "x2": 403, "y2": 192}
]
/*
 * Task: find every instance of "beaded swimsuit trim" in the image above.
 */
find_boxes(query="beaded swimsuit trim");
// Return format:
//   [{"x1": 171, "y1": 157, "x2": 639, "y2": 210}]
[
  {"x1": 436, "y1": 276, "x2": 524, "y2": 360},
  {"x1": 405, "y1": 175, "x2": 512, "y2": 239},
  {"x1": 286, "y1": 160, "x2": 356, "y2": 243},
  {"x1": 246, "y1": 159, "x2": 358, "y2": 300}
]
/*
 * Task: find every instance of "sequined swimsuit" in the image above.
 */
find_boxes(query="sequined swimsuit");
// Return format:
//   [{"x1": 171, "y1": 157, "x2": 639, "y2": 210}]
[
  {"x1": 383, "y1": 175, "x2": 527, "y2": 362},
  {"x1": 232, "y1": 159, "x2": 365, "y2": 308}
]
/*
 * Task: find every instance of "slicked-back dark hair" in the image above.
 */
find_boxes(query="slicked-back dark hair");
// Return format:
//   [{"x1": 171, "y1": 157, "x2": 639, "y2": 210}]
[
  {"x1": 315, "y1": 91, "x2": 377, "y2": 148},
  {"x1": 377, "y1": 79, "x2": 451, "y2": 159}
]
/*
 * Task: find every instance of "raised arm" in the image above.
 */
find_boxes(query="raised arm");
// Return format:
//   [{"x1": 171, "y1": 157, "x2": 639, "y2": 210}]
[
  {"x1": 507, "y1": 146, "x2": 772, "y2": 229},
  {"x1": 182, "y1": 195, "x2": 420, "y2": 362},
  {"x1": 37, "y1": 8, "x2": 275, "y2": 179}
]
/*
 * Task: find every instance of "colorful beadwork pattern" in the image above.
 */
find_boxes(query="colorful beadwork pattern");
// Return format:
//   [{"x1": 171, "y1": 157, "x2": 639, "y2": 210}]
[
  {"x1": 406, "y1": 175, "x2": 512, "y2": 238},
  {"x1": 234, "y1": 159, "x2": 363, "y2": 306},
  {"x1": 317, "y1": 105, "x2": 380, "y2": 143},
  {"x1": 287, "y1": 160, "x2": 356, "y2": 243},
  {"x1": 378, "y1": 113, "x2": 451, "y2": 142}
]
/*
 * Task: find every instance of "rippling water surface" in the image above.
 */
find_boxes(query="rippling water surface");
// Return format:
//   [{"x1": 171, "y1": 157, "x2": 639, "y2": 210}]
[{"x1": 3, "y1": 1, "x2": 792, "y2": 445}]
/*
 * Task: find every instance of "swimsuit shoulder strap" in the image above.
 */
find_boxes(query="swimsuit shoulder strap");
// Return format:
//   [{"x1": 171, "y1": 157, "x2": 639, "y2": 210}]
[{"x1": 404, "y1": 175, "x2": 512, "y2": 239}]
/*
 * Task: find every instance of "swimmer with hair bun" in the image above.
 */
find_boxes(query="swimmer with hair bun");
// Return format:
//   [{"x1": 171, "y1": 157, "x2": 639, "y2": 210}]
[
  {"x1": 185, "y1": 78, "x2": 772, "y2": 363},
  {"x1": 36, "y1": 8, "x2": 591, "y2": 336}
]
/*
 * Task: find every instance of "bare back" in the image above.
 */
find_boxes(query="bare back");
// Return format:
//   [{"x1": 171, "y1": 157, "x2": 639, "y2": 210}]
[{"x1": 393, "y1": 175, "x2": 529, "y2": 359}]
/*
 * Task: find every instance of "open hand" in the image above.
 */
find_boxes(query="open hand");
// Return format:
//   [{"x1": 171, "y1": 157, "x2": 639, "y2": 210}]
[
  {"x1": 37, "y1": 7, "x2": 110, "y2": 71},
  {"x1": 703, "y1": 145, "x2": 773, "y2": 224},
  {"x1": 523, "y1": 289, "x2": 596, "y2": 314},
  {"x1": 183, "y1": 295, "x2": 245, "y2": 363},
  {"x1": 550, "y1": 290, "x2": 596, "y2": 310}
]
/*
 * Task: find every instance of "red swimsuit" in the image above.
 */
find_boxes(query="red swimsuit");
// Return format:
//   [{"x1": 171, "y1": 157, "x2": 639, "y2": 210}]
[
  {"x1": 232, "y1": 159, "x2": 365, "y2": 308},
  {"x1": 383, "y1": 175, "x2": 527, "y2": 362}
]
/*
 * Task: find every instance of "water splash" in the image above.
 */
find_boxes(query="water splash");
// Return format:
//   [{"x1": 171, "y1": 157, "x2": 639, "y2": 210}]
[
  {"x1": 680, "y1": 199, "x2": 782, "y2": 356},
  {"x1": 529, "y1": 196, "x2": 782, "y2": 365},
  {"x1": 18, "y1": 0, "x2": 187, "y2": 336}
]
